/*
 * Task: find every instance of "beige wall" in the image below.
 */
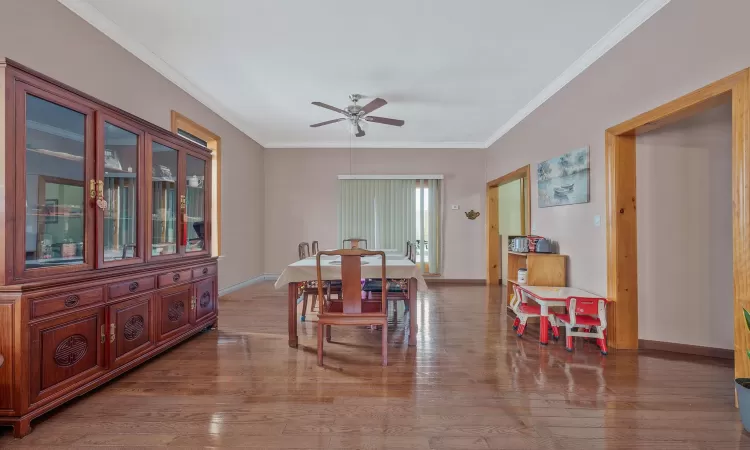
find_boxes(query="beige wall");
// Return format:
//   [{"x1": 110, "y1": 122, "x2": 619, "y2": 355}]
[
  {"x1": 264, "y1": 148, "x2": 486, "y2": 278},
  {"x1": 486, "y1": 0, "x2": 750, "y2": 296},
  {"x1": 498, "y1": 179, "x2": 522, "y2": 284},
  {"x1": 0, "y1": 0, "x2": 265, "y2": 290},
  {"x1": 636, "y1": 105, "x2": 732, "y2": 349}
]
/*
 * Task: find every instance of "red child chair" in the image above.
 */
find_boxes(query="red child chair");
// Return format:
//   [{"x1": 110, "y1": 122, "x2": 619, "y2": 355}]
[
  {"x1": 552, "y1": 296, "x2": 609, "y2": 355},
  {"x1": 510, "y1": 284, "x2": 560, "y2": 341}
]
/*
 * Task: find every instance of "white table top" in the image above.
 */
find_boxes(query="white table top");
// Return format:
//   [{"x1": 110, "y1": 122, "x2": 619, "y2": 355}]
[
  {"x1": 518, "y1": 285, "x2": 604, "y2": 301},
  {"x1": 274, "y1": 253, "x2": 428, "y2": 291}
]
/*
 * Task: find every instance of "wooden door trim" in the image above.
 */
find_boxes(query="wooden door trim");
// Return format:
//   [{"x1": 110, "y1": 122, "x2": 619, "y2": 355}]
[
  {"x1": 605, "y1": 68, "x2": 749, "y2": 360},
  {"x1": 486, "y1": 165, "x2": 531, "y2": 285}
]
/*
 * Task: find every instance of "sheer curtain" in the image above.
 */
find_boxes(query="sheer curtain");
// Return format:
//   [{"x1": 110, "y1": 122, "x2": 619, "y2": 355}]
[{"x1": 338, "y1": 177, "x2": 442, "y2": 274}]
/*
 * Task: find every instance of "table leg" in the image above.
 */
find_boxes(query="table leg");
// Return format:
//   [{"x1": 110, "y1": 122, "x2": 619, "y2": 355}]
[
  {"x1": 288, "y1": 282, "x2": 298, "y2": 348},
  {"x1": 408, "y1": 278, "x2": 418, "y2": 346},
  {"x1": 539, "y1": 304, "x2": 549, "y2": 345}
]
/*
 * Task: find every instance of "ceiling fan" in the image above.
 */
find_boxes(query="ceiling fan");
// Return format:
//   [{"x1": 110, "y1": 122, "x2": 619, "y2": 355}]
[{"x1": 310, "y1": 94, "x2": 405, "y2": 137}]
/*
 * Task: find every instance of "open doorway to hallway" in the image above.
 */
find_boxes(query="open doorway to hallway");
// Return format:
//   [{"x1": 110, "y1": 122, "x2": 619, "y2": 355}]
[{"x1": 636, "y1": 103, "x2": 733, "y2": 358}]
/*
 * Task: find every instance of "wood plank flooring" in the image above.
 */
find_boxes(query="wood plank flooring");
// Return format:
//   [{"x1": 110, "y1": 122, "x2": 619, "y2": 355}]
[{"x1": 0, "y1": 282, "x2": 745, "y2": 449}]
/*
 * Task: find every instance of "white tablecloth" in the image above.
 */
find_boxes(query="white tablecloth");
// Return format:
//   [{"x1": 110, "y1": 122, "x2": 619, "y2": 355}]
[{"x1": 274, "y1": 254, "x2": 428, "y2": 291}]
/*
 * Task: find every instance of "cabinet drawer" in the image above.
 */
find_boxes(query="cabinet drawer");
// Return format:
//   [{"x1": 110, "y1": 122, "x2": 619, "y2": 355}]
[
  {"x1": 192, "y1": 265, "x2": 216, "y2": 279},
  {"x1": 108, "y1": 276, "x2": 155, "y2": 299},
  {"x1": 158, "y1": 269, "x2": 192, "y2": 287},
  {"x1": 31, "y1": 287, "x2": 104, "y2": 319}
]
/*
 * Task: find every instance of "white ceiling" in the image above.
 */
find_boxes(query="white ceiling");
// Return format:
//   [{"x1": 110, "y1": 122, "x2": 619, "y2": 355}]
[{"x1": 61, "y1": 0, "x2": 668, "y2": 149}]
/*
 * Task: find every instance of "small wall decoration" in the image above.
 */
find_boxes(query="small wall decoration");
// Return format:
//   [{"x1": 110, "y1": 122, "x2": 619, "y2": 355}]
[
  {"x1": 537, "y1": 147, "x2": 590, "y2": 208},
  {"x1": 465, "y1": 210, "x2": 480, "y2": 220}
]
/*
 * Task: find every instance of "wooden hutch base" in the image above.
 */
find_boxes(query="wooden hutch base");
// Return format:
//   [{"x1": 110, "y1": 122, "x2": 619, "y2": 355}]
[{"x1": 0, "y1": 59, "x2": 218, "y2": 438}]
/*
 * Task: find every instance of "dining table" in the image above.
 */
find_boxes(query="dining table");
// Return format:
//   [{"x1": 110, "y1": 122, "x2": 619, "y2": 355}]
[
  {"x1": 275, "y1": 251, "x2": 428, "y2": 347},
  {"x1": 517, "y1": 285, "x2": 601, "y2": 345}
]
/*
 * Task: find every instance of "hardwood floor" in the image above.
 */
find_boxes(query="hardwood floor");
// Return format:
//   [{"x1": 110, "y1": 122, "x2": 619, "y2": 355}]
[{"x1": 0, "y1": 282, "x2": 745, "y2": 449}]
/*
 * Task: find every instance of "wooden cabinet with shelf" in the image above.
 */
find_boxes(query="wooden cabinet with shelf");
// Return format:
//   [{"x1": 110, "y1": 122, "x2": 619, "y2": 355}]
[
  {"x1": 0, "y1": 59, "x2": 218, "y2": 438},
  {"x1": 506, "y1": 252, "x2": 567, "y2": 306}
]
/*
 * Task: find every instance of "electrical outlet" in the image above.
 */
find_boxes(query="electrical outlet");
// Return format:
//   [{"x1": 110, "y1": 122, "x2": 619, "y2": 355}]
[
  {"x1": 531, "y1": 225, "x2": 536, "y2": 233},
  {"x1": 451, "y1": 205, "x2": 459, "y2": 210},
  {"x1": 594, "y1": 215, "x2": 601, "y2": 227}
]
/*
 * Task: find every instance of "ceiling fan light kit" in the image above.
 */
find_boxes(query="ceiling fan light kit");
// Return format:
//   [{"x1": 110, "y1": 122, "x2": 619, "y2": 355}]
[{"x1": 310, "y1": 94, "x2": 405, "y2": 137}]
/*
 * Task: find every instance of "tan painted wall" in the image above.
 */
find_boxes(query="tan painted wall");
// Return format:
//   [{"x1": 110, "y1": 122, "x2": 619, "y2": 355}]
[
  {"x1": 0, "y1": 0, "x2": 265, "y2": 290},
  {"x1": 636, "y1": 104, "x2": 732, "y2": 349},
  {"x1": 263, "y1": 148, "x2": 487, "y2": 278},
  {"x1": 498, "y1": 179, "x2": 522, "y2": 284},
  {"x1": 486, "y1": 0, "x2": 750, "y2": 296}
]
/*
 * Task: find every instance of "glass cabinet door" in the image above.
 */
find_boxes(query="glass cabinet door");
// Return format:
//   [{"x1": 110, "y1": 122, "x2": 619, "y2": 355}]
[
  {"x1": 185, "y1": 155, "x2": 207, "y2": 253},
  {"x1": 150, "y1": 140, "x2": 179, "y2": 258},
  {"x1": 97, "y1": 115, "x2": 144, "y2": 266},
  {"x1": 19, "y1": 86, "x2": 95, "y2": 276}
]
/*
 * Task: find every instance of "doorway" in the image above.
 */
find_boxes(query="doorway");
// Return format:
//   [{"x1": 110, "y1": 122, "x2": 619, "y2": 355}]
[
  {"x1": 486, "y1": 165, "x2": 531, "y2": 285},
  {"x1": 605, "y1": 66, "x2": 750, "y2": 385}
]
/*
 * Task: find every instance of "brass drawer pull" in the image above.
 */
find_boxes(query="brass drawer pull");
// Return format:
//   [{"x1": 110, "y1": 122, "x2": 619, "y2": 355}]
[
  {"x1": 172, "y1": 273, "x2": 180, "y2": 282},
  {"x1": 100, "y1": 324, "x2": 106, "y2": 344},
  {"x1": 0, "y1": 354, "x2": 4, "y2": 369},
  {"x1": 128, "y1": 281, "x2": 139, "y2": 292},
  {"x1": 202, "y1": 267, "x2": 208, "y2": 275},
  {"x1": 64, "y1": 295, "x2": 79, "y2": 308},
  {"x1": 110, "y1": 324, "x2": 116, "y2": 343}
]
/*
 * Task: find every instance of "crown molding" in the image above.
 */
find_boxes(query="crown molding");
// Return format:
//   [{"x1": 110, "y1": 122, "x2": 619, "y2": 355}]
[
  {"x1": 61, "y1": 0, "x2": 668, "y2": 151},
  {"x1": 483, "y1": 0, "x2": 671, "y2": 148},
  {"x1": 58, "y1": 0, "x2": 270, "y2": 146},
  {"x1": 264, "y1": 141, "x2": 486, "y2": 149}
]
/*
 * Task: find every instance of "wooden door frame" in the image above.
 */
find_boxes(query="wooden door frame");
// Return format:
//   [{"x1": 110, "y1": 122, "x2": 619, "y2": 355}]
[
  {"x1": 486, "y1": 165, "x2": 531, "y2": 285},
  {"x1": 605, "y1": 68, "x2": 749, "y2": 371}
]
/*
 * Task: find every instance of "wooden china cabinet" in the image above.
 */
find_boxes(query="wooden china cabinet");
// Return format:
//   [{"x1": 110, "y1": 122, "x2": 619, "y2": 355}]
[{"x1": 0, "y1": 59, "x2": 218, "y2": 438}]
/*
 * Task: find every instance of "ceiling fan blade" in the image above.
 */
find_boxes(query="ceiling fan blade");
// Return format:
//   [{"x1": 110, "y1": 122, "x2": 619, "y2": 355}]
[
  {"x1": 360, "y1": 97, "x2": 387, "y2": 115},
  {"x1": 312, "y1": 101, "x2": 348, "y2": 116},
  {"x1": 310, "y1": 118, "x2": 345, "y2": 128},
  {"x1": 365, "y1": 116, "x2": 405, "y2": 127},
  {"x1": 355, "y1": 123, "x2": 366, "y2": 138}
]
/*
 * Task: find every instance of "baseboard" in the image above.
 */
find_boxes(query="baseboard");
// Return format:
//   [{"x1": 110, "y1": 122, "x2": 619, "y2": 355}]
[
  {"x1": 639, "y1": 339, "x2": 734, "y2": 360},
  {"x1": 425, "y1": 278, "x2": 486, "y2": 285},
  {"x1": 218, "y1": 274, "x2": 277, "y2": 296}
]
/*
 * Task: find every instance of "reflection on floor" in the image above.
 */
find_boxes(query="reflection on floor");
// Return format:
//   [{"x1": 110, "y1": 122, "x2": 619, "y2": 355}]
[{"x1": 0, "y1": 282, "x2": 743, "y2": 449}]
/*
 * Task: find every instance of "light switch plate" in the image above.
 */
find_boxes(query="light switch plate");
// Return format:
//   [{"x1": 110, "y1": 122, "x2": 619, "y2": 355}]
[
  {"x1": 531, "y1": 225, "x2": 537, "y2": 233},
  {"x1": 594, "y1": 215, "x2": 601, "y2": 227},
  {"x1": 451, "y1": 205, "x2": 459, "y2": 210}
]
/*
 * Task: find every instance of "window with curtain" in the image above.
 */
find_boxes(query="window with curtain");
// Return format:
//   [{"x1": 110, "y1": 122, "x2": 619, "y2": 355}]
[{"x1": 338, "y1": 177, "x2": 442, "y2": 274}]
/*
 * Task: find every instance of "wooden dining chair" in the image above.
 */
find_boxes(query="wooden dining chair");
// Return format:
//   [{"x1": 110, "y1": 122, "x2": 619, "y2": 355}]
[
  {"x1": 297, "y1": 242, "x2": 317, "y2": 321},
  {"x1": 343, "y1": 238, "x2": 367, "y2": 249},
  {"x1": 311, "y1": 241, "x2": 319, "y2": 256},
  {"x1": 364, "y1": 240, "x2": 411, "y2": 313},
  {"x1": 298, "y1": 242, "x2": 311, "y2": 259},
  {"x1": 316, "y1": 249, "x2": 388, "y2": 366},
  {"x1": 407, "y1": 242, "x2": 416, "y2": 263}
]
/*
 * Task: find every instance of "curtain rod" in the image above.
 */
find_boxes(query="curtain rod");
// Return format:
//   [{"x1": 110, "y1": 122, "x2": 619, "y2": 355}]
[{"x1": 337, "y1": 174, "x2": 444, "y2": 180}]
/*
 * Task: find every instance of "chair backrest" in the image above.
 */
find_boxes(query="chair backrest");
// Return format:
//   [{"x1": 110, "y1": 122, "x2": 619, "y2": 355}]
[
  {"x1": 404, "y1": 241, "x2": 411, "y2": 257},
  {"x1": 407, "y1": 242, "x2": 416, "y2": 263},
  {"x1": 565, "y1": 296, "x2": 608, "y2": 326},
  {"x1": 343, "y1": 238, "x2": 368, "y2": 249},
  {"x1": 311, "y1": 241, "x2": 319, "y2": 256},
  {"x1": 298, "y1": 242, "x2": 310, "y2": 260},
  {"x1": 316, "y1": 249, "x2": 386, "y2": 315}
]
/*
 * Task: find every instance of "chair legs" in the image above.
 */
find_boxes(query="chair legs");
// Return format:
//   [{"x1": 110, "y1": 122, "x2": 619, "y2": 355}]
[
  {"x1": 381, "y1": 322, "x2": 388, "y2": 366},
  {"x1": 317, "y1": 322, "x2": 324, "y2": 366},
  {"x1": 316, "y1": 321, "x2": 388, "y2": 367}
]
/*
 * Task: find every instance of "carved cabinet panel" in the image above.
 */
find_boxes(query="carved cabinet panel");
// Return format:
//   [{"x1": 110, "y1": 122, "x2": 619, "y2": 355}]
[
  {"x1": 109, "y1": 295, "x2": 154, "y2": 368},
  {"x1": 192, "y1": 277, "x2": 216, "y2": 324},
  {"x1": 156, "y1": 284, "x2": 191, "y2": 342},
  {"x1": 29, "y1": 307, "x2": 106, "y2": 404}
]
